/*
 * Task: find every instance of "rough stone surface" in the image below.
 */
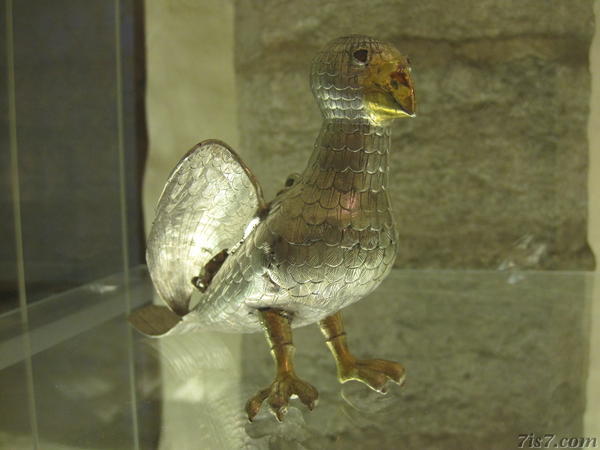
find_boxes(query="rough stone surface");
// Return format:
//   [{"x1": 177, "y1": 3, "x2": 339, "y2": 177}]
[
  {"x1": 234, "y1": 2, "x2": 595, "y2": 447},
  {"x1": 242, "y1": 270, "x2": 591, "y2": 449},
  {"x1": 234, "y1": 0, "x2": 595, "y2": 270}
]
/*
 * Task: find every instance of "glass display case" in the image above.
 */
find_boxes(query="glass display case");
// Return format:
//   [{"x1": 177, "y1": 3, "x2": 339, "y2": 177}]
[
  {"x1": 1, "y1": 0, "x2": 146, "y2": 447},
  {"x1": 2, "y1": 0, "x2": 599, "y2": 449},
  {"x1": 0, "y1": 0, "x2": 145, "y2": 313},
  {"x1": 0, "y1": 269, "x2": 598, "y2": 449}
]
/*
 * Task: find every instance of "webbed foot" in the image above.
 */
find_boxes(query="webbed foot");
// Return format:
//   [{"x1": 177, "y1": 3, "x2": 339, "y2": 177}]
[
  {"x1": 246, "y1": 372, "x2": 318, "y2": 422},
  {"x1": 337, "y1": 357, "x2": 405, "y2": 393}
]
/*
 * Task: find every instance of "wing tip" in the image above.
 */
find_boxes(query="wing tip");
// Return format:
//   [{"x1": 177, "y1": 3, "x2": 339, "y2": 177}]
[{"x1": 128, "y1": 304, "x2": 182, "y2": 337}]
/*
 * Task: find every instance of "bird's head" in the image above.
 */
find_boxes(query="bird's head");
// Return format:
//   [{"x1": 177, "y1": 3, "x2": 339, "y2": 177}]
[{"x1": 310, "y1": 35, "x2": 415, "y2": 125}]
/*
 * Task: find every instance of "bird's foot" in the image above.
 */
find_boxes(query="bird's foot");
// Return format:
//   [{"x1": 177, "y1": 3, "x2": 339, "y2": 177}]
[
  {"x1": 337, "y1": 357, "x2": 405, "y2": 394},
  {"x1": 246, "y1": 372, "x2": 318, "y2": 422}
]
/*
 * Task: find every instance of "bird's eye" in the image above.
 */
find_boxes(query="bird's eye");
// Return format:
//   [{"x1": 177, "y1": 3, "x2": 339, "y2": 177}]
[
  {"x1": 406, "y1": 57, "x2": 412, "y2": 65},
  {"x1": 352, "y1": 49, "x2": 369, "y2": 65}
]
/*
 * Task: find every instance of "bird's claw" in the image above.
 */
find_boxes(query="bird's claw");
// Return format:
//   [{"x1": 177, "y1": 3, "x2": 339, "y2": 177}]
[
  {"x1": 338, "y1": 358, "x2": 405, "y2": 393},
  {"x1": 246, "y1": 372, "x2": 318, "y2": 422}
]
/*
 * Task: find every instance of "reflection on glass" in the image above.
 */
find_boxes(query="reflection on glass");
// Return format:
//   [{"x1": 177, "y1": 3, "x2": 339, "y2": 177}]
[
  {"x1": 0, "y1": 268, "x2": 595, "y2": 449},
  {"x1": 11, "y1": 0, "x2": 125, "y2": 304},
  {"x1": 0, "y1": 0, "x2": 18, "y2": 315}
]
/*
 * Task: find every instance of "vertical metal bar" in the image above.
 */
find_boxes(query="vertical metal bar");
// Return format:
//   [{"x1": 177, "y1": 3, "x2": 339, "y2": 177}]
[
  {"x1": 5, "y1": 0, "x2": 39, "y2": 447},
  {"x1": 114, "y1": 0, "x2": 140, "y2": 448}
]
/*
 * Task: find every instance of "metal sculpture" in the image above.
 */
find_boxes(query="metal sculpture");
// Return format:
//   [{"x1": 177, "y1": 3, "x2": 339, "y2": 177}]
[{"x1": 130, "y1": 35, "x2": 416, "y2": 421}]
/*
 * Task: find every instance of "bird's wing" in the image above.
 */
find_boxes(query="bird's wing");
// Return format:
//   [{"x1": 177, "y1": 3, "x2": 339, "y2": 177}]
[{"x1": 145, "y1": 139, "x2": 265, "y2": 316}]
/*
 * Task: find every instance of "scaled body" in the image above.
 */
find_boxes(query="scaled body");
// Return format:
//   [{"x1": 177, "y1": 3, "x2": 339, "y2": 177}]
[
  {"x1": 193, "y1": 122, "x2": 398, "y2": 332},
  {"x1": 132, "y1": 35, "x2": 415, "y2": 421}
]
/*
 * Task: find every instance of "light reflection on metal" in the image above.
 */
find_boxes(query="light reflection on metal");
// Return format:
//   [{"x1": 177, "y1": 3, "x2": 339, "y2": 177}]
[{"x1": 131, "y1": 35, "x2": 416, "y2": 421}]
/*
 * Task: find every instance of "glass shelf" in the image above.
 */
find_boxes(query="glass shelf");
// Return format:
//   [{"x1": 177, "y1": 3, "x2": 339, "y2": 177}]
[{"x1": 1, "y1": 266, "x2": 598, "y2": 449}]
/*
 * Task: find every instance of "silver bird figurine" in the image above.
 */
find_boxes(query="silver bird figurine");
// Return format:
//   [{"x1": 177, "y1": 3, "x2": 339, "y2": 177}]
[{"x1": 130, "y1": 35, "x2": 416, "y2": 421}]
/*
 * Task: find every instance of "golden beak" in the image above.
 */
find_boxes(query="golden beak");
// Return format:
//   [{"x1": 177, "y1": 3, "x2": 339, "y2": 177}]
[
  {"x1": 361, "y1": 56, "x2": 416, "y2": 123},
  {"x1": 389, "y1": 63, "x2": 415, "y2": 117}
]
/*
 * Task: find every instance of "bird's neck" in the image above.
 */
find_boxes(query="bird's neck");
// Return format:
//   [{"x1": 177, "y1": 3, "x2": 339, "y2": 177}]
[{"x1": 302, "y1": 119, "x2": 391, "y2": 191}]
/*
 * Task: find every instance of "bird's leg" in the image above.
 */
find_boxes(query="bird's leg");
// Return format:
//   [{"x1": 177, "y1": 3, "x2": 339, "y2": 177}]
[
  {"x1": 319, "y1": 312, "x2": 406, "y2": 393},
  {"x1": 246, "y1": 309, "x2": 318, "y2": 422}
]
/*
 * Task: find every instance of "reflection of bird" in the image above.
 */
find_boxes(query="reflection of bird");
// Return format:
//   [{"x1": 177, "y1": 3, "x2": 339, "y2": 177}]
[{"x1": 130, "y1": 35, "x2": 416, "y2": 421}]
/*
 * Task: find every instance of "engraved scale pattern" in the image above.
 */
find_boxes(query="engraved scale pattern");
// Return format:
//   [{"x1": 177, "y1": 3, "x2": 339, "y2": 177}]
[
  {"x1": 143, "y1": 35, "x2": 412, "y2": 335},
  {"x1": 146, "y1": 140, "x2": 264, "y2": 316},
  {"x1": 311, "y1": 36, "x2": 387, "y2": 121}
]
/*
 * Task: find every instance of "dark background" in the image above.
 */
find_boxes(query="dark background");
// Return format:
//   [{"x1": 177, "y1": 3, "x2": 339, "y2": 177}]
[{"x1": 0, "y1": 0, "x2": 146, "y2": 313}]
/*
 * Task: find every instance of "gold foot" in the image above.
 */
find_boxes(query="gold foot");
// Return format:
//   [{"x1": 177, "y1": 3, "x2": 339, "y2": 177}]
[
  {"x1": 246, "y1": 368, "x2": 318, "y2": 422},
  {"x1": 246, "y1": 309, "x2": 318, "y2": 422},
  {"x1": 336, "y1": 356, "x2": 405, "y2": 393},
  {"x1": 319, "y1": 312, "x2": 405, "y2": 393}
]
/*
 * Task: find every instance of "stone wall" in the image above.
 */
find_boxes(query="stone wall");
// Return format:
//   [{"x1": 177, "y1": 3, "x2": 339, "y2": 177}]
[
  {"x1": 234, "y1": 0, "x2": 595, "y2": 270},
  {"x1": 235, "y1": 2, "x2": 597, "y2": 448}
]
